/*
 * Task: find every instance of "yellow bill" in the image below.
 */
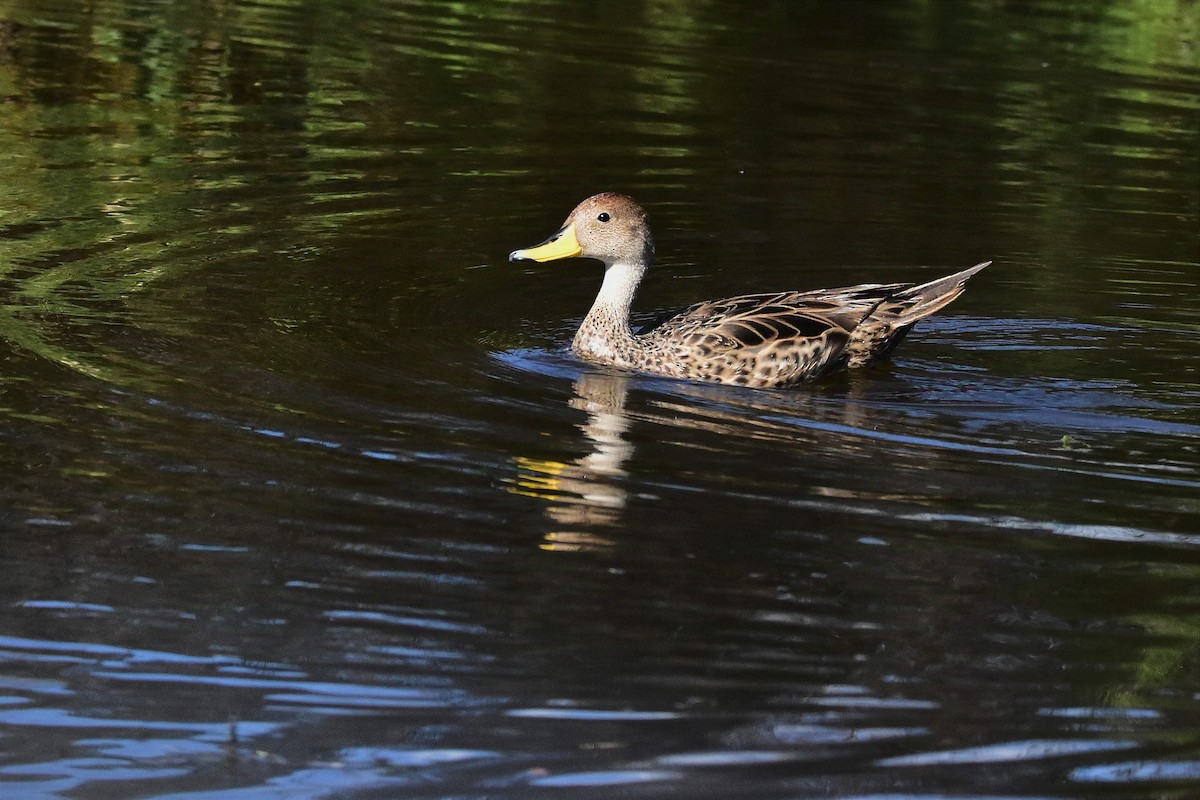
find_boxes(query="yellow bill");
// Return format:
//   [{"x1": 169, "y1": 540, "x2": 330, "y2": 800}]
[{"x1": 508, "y1": 223, "x2": 582, "y2": 263}]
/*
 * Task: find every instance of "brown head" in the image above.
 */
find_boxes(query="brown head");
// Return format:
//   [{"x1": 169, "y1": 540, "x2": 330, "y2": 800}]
[{"x1": 509, "y1": 193, "x2": 655, "y2": 268}]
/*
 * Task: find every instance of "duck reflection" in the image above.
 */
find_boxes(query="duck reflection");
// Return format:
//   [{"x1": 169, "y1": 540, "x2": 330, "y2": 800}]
[
  {"x1": 512, "y1": 360, "x2": 932, "y2": 552},
  {"x1": 512, "y1": 372, "x2": 635, "y2": 551},
  {"x1": 512, "y1": 368, "x2": 899, "y2": 551}
]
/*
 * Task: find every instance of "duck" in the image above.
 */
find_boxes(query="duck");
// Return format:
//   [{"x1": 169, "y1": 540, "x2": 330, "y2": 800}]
[{"x1": 509, "y1": 192, "x2": 989, "y2": 388}]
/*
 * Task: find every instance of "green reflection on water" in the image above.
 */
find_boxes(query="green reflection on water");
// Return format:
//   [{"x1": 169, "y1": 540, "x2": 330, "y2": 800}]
[{"x1": 0, "y1": 0, "x2": 1195, "y2": 378}]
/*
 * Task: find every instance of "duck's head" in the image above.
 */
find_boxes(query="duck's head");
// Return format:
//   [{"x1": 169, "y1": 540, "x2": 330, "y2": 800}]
[{"x1": 509, "y1": 193, "x2": 654, "y2": 268}]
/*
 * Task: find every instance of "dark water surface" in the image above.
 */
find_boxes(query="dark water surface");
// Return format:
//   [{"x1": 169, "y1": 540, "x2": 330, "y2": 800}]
[{"x1": 1, "y1": 1, "x2": 1198, "y2": 798}]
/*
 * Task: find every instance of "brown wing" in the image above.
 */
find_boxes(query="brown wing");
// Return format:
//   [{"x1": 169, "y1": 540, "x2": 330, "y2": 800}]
[
  {"x1": 632, "y1": 264, "x2": 989, "y2": 382},
  {"x1": 645, "y1": 285, "x2": 907, "y2": 351}
]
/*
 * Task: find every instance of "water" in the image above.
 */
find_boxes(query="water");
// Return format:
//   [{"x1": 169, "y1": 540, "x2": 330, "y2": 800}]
[{"x1": 0, "y1": 1, "x2": 1197, "y2": 798}]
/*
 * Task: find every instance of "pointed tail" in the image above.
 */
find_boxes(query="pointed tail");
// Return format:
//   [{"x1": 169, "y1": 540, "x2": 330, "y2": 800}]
[{"x1": 891, "y1": 261, "x2": 991, "y2": 324}]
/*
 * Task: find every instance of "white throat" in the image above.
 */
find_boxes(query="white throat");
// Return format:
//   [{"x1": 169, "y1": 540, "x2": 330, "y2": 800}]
[
  {"x1": 574, "y1": 260, "x2": 647, "y2": 363},
  {"x1": 593, "y1": 261, "x2": 645, "y2": 316}
]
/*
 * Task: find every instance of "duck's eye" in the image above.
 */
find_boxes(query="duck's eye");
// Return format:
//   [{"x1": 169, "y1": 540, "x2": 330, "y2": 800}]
[{"x1": 597, "y1": 212, "x2": 611, "y2": 222}]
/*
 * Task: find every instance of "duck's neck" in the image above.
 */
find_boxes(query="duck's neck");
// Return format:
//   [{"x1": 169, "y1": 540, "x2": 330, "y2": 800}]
[{"x1": 573, "y1": 260, "x2": 647, "y2": 365}]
